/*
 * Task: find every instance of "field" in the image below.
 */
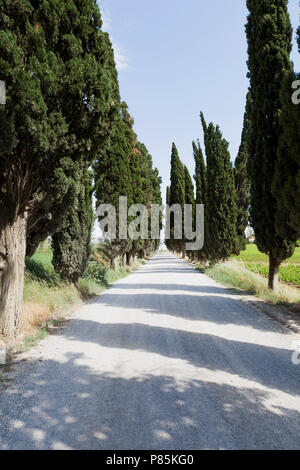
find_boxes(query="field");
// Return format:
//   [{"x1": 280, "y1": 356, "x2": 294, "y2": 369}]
[{"x1": 233, "y1": 244, "x2": 300, "y2": 287}]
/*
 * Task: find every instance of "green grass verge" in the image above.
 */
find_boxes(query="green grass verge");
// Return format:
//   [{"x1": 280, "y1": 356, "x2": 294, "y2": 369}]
[
  {"x1": 245, "y1": 263, "x2": 300, "y2": 287},
  {"x1": 198, "y1": 260, "x2": 300, "y2": 308},
  {"x1": 18, "y1": 247, "x2": 137, "y2": 353}
]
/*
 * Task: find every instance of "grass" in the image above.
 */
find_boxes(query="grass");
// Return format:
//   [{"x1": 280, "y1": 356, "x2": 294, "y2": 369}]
[
  {"x1": 246, "y1": 263, "x2": 300, "y2": 287},
  {"x1": 199, "y1": 259, "x2": 300, "y2": 309}
]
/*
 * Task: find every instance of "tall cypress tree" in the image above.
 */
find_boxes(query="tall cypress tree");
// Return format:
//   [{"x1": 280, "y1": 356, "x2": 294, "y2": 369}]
[
  {"x1": 272, "y1": 14, "x2": 300, "y2": 243},
  {"x1": 234, "y1": 95, "x2": 250, "y2": 254},
  {"x1": 169, "y1": 143, "x2": 185, "y2": 256},
  {"x1": 193, "y1": 140, "x2": 207, "y2": 260},
  {"x1": 52, "y1": 165, "x2": 94, "y2": 284},
  {"x1": 0, "y1": 0, "x2": 117, "y2": 337},
  {"x1": 184, "y1": 165, "x2": 195, "y2": 259},
  {"x1": 184, "y1": 166, "x2": 195, "y2": 206},
  {"x1": 94, "y1": 101, "x2": 133, "y2": 270},
  {"x1": 165, "y1": 186, "x2": 171, "y2": 251},
  {"x1": 246, "y1": 0, "x2": 295, "y2": 291},
  {"x1": 201, "y1": 113, "x2": 238, "y2": 262},
  {"x1": 193, "y1": 140, "x2": 206, "y2": 206}
]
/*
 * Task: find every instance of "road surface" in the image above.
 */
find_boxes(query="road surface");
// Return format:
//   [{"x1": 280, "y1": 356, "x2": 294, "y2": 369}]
[{"x1": 0, "y1": 252, "x2": 300, "y2": 450}]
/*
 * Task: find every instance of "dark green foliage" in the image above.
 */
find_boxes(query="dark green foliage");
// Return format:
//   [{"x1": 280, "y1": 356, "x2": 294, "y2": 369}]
[
  {"x1": 170, "y1": 143, "x2": 185, "y2": 209},
  {"x1": 82, "y1": 259, "x2": 108, "y2": 286},
  {"x1": 184, "y1": 166, "x2": 195, "y2": 257},
  {"x1": 272, "y1": 69, "x2": 300, "y2": 242},
  {"x1": 234, "y1": 95, "x2": 251, "y2": 254},
  {"x1": 193, "y1": 140, "x2": 206, "y2": 206},
  {"x1": 192, "y1": 139, "x2": 206, "y2": 260},
  {"x1": 201, "y1": 113, "x2": 238, "y2": 262},
  {"x1": 0, "y1": 0, "x2": 119, "y2": 335},
  {"x1": 246, "y1": 0, "x2": 295, "y2": 289},
  {"x1": 168, "y1": 143, "x2": 185, "y2": 254},
  {"x1": 0, "y1": 0, "x2": 118, "y2": 245},
  {"x1": 166, "y1": 186, "x2": 171, "y2": 206},
  {"x1": 94, "y1": 101, "x2": 162, "y2": 264},
  {"x1": 52, "y1": 165, "x2": 94, "y2": 283},
  {"x1": 184, "y1": 166, "x2": 195, "y2": 206}
]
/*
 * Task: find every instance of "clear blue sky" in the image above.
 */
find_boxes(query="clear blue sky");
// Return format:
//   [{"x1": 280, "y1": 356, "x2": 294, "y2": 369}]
[{"x1": 98, "y1": 0, "x2": 300, "y2": 201}]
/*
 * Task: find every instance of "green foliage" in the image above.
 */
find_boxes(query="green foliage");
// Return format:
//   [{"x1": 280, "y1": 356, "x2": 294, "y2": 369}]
[
  {"x1": 193, "y1": 140, "x2": 206, "y2": 206},
  {"x1": 82, "y1": 259, "x2": 108, "y2": 286},
  {"x1": 234, "y1": 94, "x2": 250, "y2": 254},
  {"x1": 0, "y1": 0, "x2": 118, "y2": 246},
  {"x1": 168, "y1": 143, "x2": 185, "y2": 253},
  {"x1": 52, "y1": 165, "x2": 94, "y2": 283},
  {"x1": 245, "y1": 0, "x2": 295, "y2": 267},
  {"x1": 201, "y1": 112, "x2": 238, "y2": 261},
  {"x1": 272, "y1": 68, "x2": 300, "y2": 242}
]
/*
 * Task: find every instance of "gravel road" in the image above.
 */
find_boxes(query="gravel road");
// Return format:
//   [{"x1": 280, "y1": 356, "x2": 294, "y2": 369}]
[{"x1": 0, "y1": 252, "x2": 300, "y2": 450}]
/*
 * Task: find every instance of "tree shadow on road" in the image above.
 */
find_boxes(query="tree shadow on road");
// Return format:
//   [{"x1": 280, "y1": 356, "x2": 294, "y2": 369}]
[{"x1": 0, "y1": 349, "x2": 299, "y2": 450}]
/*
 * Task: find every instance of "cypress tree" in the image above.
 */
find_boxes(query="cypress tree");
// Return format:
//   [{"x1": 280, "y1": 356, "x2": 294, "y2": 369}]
[
  {"x1": 94, "y1": 101, "x2": 133, "y2": 270},
  {"x1": 0, "y1": 0, "x2": 117, "y2": 337},
  {"x1": 165, "y1": 186, "x2": 171, "y2": 251},
  {"x1": 166, "y1": 186, "x2": 171, "y2": 206},
  {"x1": 184, "y1": 166, "x2": 195, "y2": 207},
  {"x1": 52, "y1": 165, "x2": 94, "y2": 284},
  {"x1": 184, "y1": 166, "x2": 195, "y2": 259},
  {"x1": 272, "y1": 68, "x2": 300, "y2": 242},
  {"x1": 169, "y1": 143, "x2": 185, "y2": 256},
  {"x1": 193, "y1": 139, "x2": 207, "y2": 260},
  {"x1": 246, "y1": 0, "x2": 296, "y2": 291},
  {"x1": 234, "y1": 95, "x2": 251, "y2": 254},
  {"x1": 201, "y1": 113, "x2": 238, "y2": 262},
  {"x1": 272, "y1": 16, "x2": 300, "y2": 242},
  {"x1": 193, "y1": 140, "x2": 206, "y2": 206}
]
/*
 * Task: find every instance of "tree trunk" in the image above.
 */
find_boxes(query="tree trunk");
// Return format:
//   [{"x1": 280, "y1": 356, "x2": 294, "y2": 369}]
[
  {"x1": 121, "y1": 253, "x2": 127, "y2": 267},
  {"x1": 0, "y1": 213, "x2": 28, "y2": 338},
  {"x1": 127, "y1": 252, "x2": 134, "y2": 267},
  {"x1": 268, "y1": 255, "x2": 280, "y2": 292},
  {"x1": 111, "y1": 256, "x2": 120, "y2": 272}
]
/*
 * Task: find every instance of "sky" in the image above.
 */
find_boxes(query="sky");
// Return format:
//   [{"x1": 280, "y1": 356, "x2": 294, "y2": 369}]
[{"x1": 97, "y1": 0, "x2": 300, "y2": 203}]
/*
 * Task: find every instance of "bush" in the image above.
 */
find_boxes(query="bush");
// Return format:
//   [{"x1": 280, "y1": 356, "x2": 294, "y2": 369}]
[{"x1": 82, "y1": 259, "x2": 108, "y2": 286}]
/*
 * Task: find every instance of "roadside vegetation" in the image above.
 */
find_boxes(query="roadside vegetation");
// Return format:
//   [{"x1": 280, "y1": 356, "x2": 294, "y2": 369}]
[
  {"x1": 196, "y1": 244, "x2": 300, "y2": 311},
  {"x1": 233, "y1": 244, "x2": 300, "y2": 287},
  {"x1": 1, "y1": 242, "x2": 140, "y2": 353}
]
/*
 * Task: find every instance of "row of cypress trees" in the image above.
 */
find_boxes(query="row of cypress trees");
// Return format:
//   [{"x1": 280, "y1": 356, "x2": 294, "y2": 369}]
[
  {"x1": 166, "y1": 113, "x2": 245, "y2": 264},
  {"x1": 93, "y1": 102, "x2": 162, "y2": 271},
  {"x1": 166, "y1": 0, "x2": 299, "y2": 293},
  {"x1": 0, "y1": 0, "x2": 161, "y2": 338}
]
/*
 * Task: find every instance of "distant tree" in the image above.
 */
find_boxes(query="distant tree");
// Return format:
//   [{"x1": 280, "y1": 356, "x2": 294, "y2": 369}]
[
  {"x1": 234, "y1": 94, "x2": 251, "y2": 254},
  {"x1": 168, "y1": 143, "x2": 185, "y2": 256},
  {"x1": 52, "y1": 165, "x2": 94, "y2": 284},
  {"x1": 201, "y1": 113, "x2": 238, "y2": 262},
  {"x1": 0, "y1": 0, "x2": 117, "y2": 337},
  {"x1": 246, "y1": 0, "x2": 295, "y2": 291}
]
